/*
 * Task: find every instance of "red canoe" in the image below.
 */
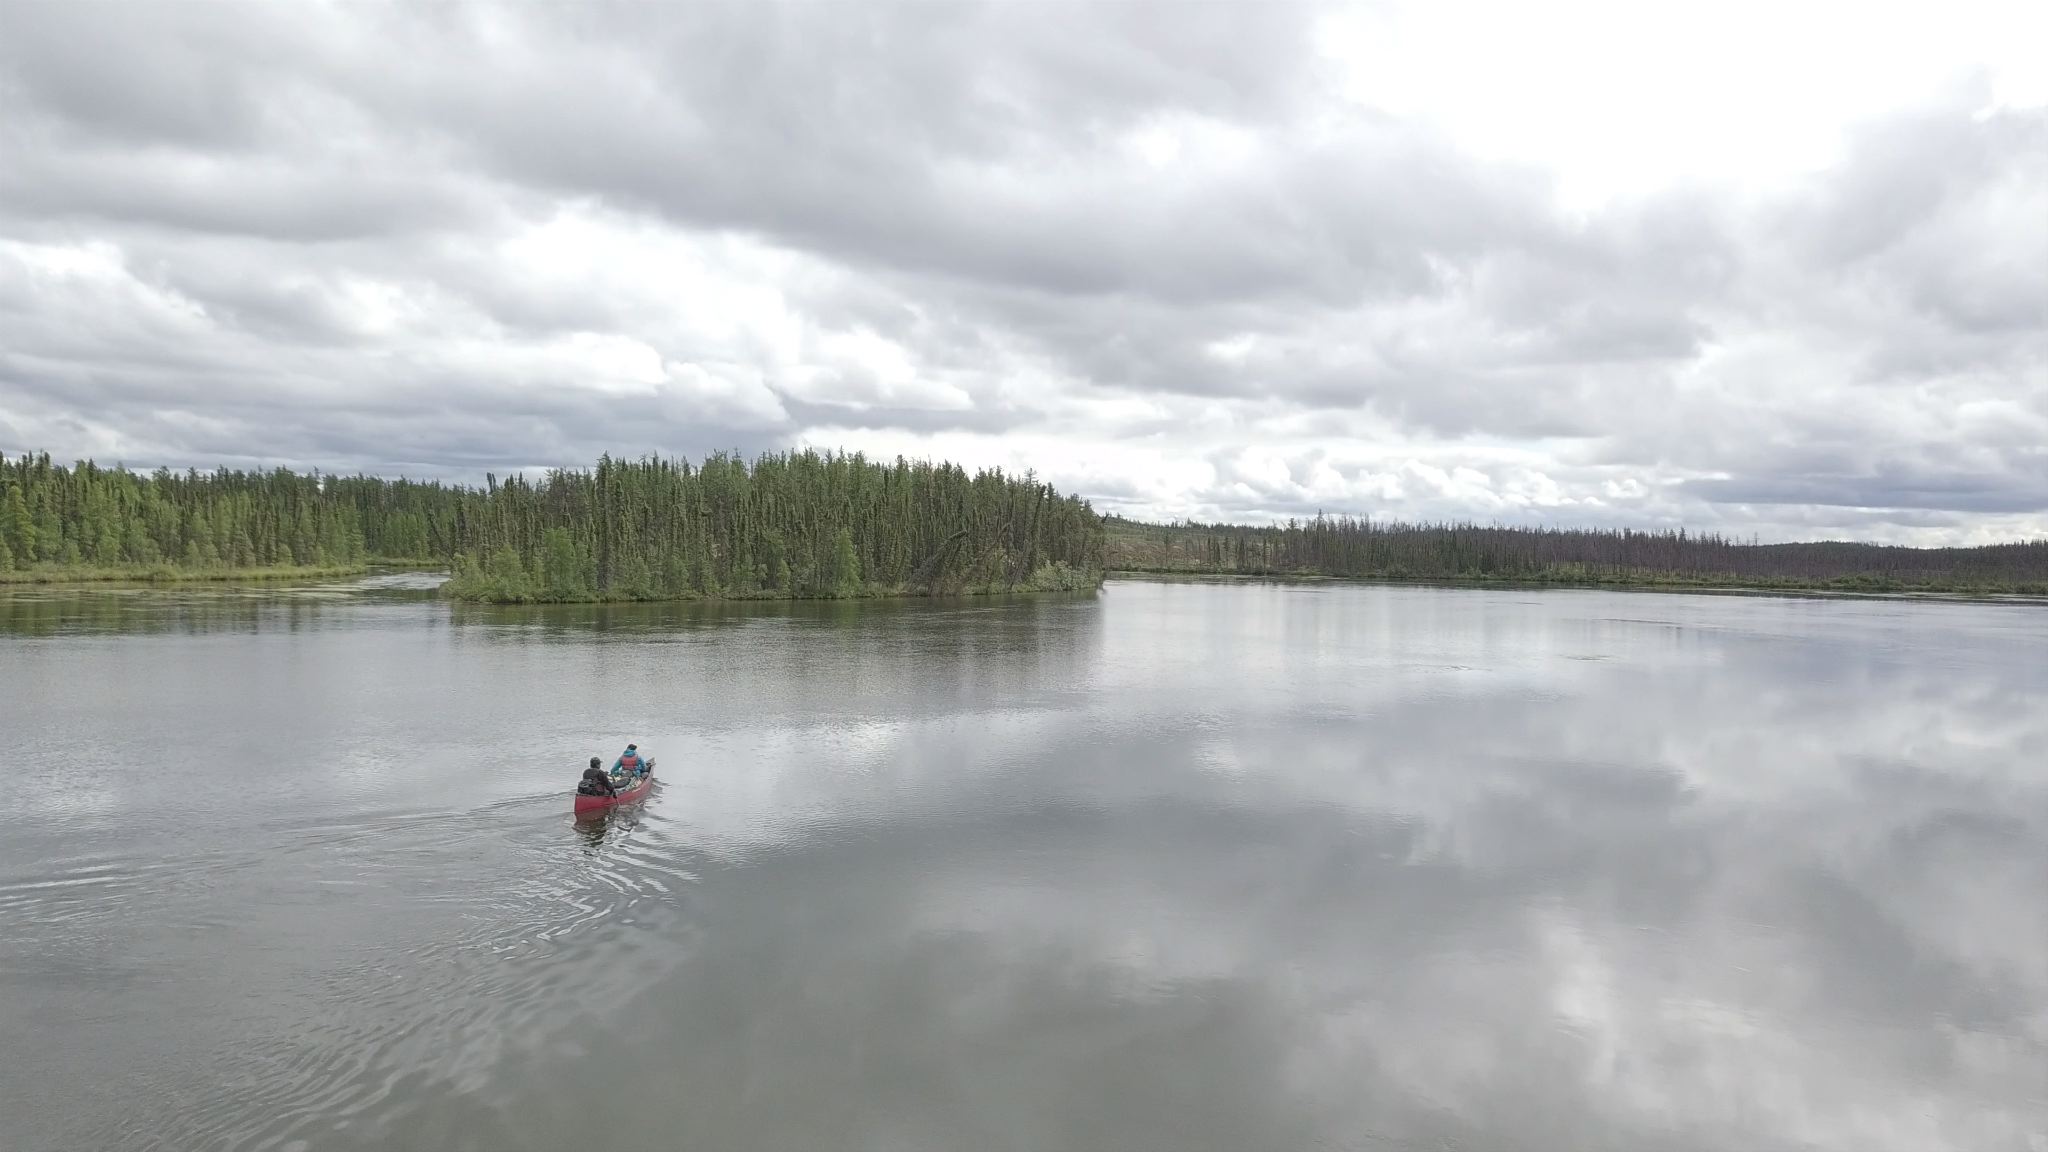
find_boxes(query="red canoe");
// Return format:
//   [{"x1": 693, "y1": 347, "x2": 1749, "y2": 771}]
[{"x1": 574, "y1": 762, "x2": 655, "y2": 815}]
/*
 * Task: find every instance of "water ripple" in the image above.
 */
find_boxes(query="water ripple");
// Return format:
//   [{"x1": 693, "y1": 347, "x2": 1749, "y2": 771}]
[{"x1": 3, "y1": 793, "x2": 706, "y2": 1152}]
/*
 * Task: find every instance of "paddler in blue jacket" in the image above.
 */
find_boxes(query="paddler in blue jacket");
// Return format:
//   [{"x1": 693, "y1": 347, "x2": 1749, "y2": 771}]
[{"x1": 612, "y1": 743, "x2": 648, "y2": 780}]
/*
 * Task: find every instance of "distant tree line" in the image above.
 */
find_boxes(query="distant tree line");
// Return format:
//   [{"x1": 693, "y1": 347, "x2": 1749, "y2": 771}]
[
  {"x1": 0, "y1": 451, "x2": 1107, "y2": 602},
  {"x1": 1104, "y1": 514, "x2": 2048, "y2": 593},
  {"x1": 0, "y1": 453, "x2": 368, "y2": 574}
]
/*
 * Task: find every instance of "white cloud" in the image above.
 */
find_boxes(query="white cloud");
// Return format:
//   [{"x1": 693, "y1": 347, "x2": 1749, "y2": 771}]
[{"x1": 1318, "y1": 0, "x2": 2048, "y2": 207}]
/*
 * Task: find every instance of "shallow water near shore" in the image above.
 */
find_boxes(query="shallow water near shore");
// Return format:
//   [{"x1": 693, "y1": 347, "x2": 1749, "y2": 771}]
[{"x1": 3, "y1": 576, "x2": 2045, "y2": 1151}]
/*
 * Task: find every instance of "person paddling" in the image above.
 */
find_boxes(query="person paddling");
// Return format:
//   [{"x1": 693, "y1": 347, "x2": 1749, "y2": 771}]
[
  {"x1": 578, "y1": 756, "x2": 618, "y2": 797},
  {"x1": 612, "y1": 743, "x2": 647, "y2": 779}
]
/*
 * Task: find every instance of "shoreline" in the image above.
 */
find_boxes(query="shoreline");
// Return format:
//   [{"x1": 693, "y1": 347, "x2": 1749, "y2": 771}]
[
  {"x1": 0, "y1": 561, "x2": 1105, "y2": 603},
  {"x1": 442, "y1": 571, "x2": 1106, "y2": 606},
  {"x1": 446, "y1": 586, "x2": 1104, "y2": 606},
  {"x1": 0, "y1": 563, "x2": 374, "y2": 587},
  {"x1": 1105, "y1": 567, "x2": 2048, "y2": 605},
  {"x1": 11, "y1": 562, "x2": 2041, "y2": 607},
  {"x1": 0, "y1": 557, "x2": 448, "y2": 589}
]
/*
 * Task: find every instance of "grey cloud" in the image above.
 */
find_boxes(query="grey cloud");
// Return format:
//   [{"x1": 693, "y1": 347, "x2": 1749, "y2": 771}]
[
  {"x1": 0, "y1": 343, "x2": 787, "y2": 480},
  {"x1": 780, "y1": 398, "x2": 1025, "y2": 440},
  {"x1": 1687, "y1": 468, "x2": 2048, "y2": 516},
  {"x1": 437, "y1": 0, "x2": 1358, "y2": 295},
  {"x1": 0, "y1": 2, "x2": 294, "y2": 150},
  {"x1": 1778, "y1": 94, "x2": 2039, "y2": 271},
  {"x1": 3, "y1": 1, "x2": 1540, "y2": 305},
  {"x1": 0, "y1": 148, "x2": 493, "y2": 243},
  {"x1": 1764, "y1": 99, "x2": 2048, "y2": 370}
]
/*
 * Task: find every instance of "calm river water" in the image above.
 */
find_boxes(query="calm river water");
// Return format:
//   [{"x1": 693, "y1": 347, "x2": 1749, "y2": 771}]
[{"x1": 2, "y1": 576, "x2": 2045, "y2": 1151}]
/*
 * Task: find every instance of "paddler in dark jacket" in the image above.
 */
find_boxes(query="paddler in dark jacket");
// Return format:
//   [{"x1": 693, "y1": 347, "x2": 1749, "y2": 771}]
[{"x1": 579, "y1": 757, "x2": 617, "y2": 797}]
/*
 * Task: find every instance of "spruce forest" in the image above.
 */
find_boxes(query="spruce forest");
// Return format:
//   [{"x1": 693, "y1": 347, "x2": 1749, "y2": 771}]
[
  {"x1": 0, "y1": 450, "x2": 1107, "y2": 602},
  {"x1": 0, "y1": 454, "x2": 371, "y2": 578}
]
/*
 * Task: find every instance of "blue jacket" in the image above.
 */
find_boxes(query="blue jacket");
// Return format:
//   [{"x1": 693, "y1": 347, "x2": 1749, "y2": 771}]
[{"x1": 613, "y1": 749, "x2": 646, "y2": 774}]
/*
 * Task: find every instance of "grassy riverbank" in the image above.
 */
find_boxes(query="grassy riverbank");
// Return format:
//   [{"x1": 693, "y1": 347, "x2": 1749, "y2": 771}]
[{"x1": 0, "y1": 562, "x2": 372, "y2": 586}]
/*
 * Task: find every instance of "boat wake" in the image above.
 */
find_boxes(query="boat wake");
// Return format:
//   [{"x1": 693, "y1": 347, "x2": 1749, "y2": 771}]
[{"x1": 1, "y1": 797, "x2": 709, "y2": 1152}]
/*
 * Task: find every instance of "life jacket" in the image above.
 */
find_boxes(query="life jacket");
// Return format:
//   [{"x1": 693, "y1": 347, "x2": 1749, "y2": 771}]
[{"x1": 618, "y1": 751, "x2": 642, "y2": 772}]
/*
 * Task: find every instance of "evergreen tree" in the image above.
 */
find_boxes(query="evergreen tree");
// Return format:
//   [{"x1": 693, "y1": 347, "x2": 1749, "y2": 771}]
[
  {"x1": 123, "y1": 520, "x2": 159, "y2": 565},
  {"x1": 762, "y1": 529, "x2": 790, "y2": 593},
  {"x1": 3, "y1": 483, "x2": 34, "y2": 560},
  {"x1": 484, "y1": 547, "x2": 530, "y2": 602},
  {"x1": 829, "y1": 526, "x2": 861, "y2": 597},
  {"x1": 540, "y1": 527, "x2": 587, "y2": 600},
  {"x1": 32, "y1": 495, "x2": 59, "y2": 562}
]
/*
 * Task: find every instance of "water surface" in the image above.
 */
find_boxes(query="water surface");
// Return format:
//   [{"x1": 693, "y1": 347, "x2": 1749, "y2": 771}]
[{"x1": 3, "y1": 577, "x2": 2045, "y2": 1151}]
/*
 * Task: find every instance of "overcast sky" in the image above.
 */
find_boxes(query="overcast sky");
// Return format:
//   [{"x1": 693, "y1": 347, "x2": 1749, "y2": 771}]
[{"x1": 1, "y1": 1, "x2": 2043, "y2": 543}]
